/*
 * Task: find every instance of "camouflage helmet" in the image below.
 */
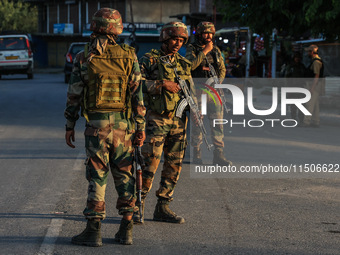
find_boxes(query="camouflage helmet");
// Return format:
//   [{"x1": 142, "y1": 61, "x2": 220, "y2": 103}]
[
  {"x1": 90, "y1": 8, "x2": 123, "y2": 35},
  {"x1": 159, "y1": 22, "x2": 189, "y2": 44},
  {"x1": 196, "y1": 21, "x2": 215, "y2": 35}
]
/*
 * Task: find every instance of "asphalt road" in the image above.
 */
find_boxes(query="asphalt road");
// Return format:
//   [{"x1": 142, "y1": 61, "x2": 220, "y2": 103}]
[{"x1": 0, "y1": 72, "x2": 339, "y2": 255}]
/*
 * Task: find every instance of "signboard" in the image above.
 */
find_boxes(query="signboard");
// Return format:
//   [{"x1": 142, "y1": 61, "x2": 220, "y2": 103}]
[
  {"x1": 82, "y1": 23, "x2": 164, "y2": 37},
  {"x1": 122, "y1": 23, "x2": 163, "y2": 36},
  {"x1": 53, "y1": 23, "x2": 74, "y2": 34}
]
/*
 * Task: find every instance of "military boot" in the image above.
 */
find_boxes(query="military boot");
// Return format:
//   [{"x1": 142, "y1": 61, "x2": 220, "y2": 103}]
[
  {"x1": 153, "y1": 199, "x2": 185, "y2": 224},
  {"x1": 71, "y1": 219, "x2": 102, "y2": 247},
  {"x1": 213, "y1": 148, "x2": 232, "y2": 166},
  {"x1": 115, "y1": 218, "x2": 133, "y2": 245},
  {"x1": 133, "y1": 198, "x2": 145, "y2": 224},
  {"x1": 193, "y1": 147, "x2": 203, "y2": 164}
]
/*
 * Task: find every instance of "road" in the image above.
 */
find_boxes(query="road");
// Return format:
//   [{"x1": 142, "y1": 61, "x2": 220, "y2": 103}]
[{"x1": 0, "y1": 72, "x2": 339, "y2": 255}]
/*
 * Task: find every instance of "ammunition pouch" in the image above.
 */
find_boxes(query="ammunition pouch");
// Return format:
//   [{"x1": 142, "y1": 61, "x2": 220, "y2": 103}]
[{"x1": 145, "y1": 93, "x2": 165, "y2": 114}]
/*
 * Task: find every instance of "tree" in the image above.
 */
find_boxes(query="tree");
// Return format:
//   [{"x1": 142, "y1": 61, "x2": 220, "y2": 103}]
[
  {"x1": 0, "y1": 0, "x2": 38, "y2": 34},
  {"x1": 219, "y1": 0, "x2": 340, "y2": 41}
]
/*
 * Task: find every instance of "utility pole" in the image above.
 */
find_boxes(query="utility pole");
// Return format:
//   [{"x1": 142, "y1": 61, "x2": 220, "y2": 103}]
[
  {"x1": 271, "y1": 28, "x2": 277, "y2": 78},
  {"x1": 245, "y1": 27, "x2": 251, "y2": 78}
]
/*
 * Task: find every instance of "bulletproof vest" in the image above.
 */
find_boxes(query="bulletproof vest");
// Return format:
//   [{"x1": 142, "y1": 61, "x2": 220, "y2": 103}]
[
  {"x1": 85, "y1": 43, "x2": 135, "y2": 111},
  {"x1": 191, "y1": 43, "x2": 220, "y2": 78},
  {"x1": 306, "y1": 58, "x2": 324, "y2": 78},
  {"x1": 145, "y1": 49, "x2": 192, "y2": 114}
]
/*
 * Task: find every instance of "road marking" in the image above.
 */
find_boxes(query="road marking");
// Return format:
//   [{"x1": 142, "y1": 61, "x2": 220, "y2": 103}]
[
  {"x1": 37, "y1": 152, "x2": 85, "y2": 255},
  {"x1": 37, "y1": 218, "x2": 64, "y2": 255}
]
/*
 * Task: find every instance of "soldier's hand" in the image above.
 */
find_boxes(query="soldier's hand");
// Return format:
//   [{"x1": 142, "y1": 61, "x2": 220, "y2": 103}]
[
  {"x1": 134, "y1": 130, "x2": 145, "y2": 146},
  {"x1": 162, "y1": 80, "x2": 181, "y2": 93},
  {"x1": 65, "y1": 130, "x2": 76, "y2": 148},
  {"x1": 202, "y1": 41, "x2": 214, "y2": 55}
]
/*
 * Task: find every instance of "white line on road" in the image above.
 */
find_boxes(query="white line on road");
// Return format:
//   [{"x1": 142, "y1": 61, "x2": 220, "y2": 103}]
[
  {"x1": 37, "y1": 218, "x2": 64, "y2": 255},
  {"x1": 36, "y1": 152, "x2": 85, "y2": 255}
]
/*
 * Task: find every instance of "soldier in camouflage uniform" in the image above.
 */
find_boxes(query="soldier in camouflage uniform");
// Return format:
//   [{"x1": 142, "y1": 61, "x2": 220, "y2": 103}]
[
  {"x1": 64, "y1": 8, "x2": 145, "y2": 246},
  {"x1": 133, "y1": 22, "x2": 195, "y2": 224},
  {"x1": 186, "y1": 21, "x2": 232, "y2": 166}
]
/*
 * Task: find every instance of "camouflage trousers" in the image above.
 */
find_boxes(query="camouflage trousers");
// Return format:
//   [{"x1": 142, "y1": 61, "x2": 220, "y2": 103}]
[
  {"x1": 83, "y1": 112, "x2": 136, "y2": 220},
  {"x1": 141, "y1": 110, "x2": 188, "y2": 201},
  {"x1": 191, "y1": 89, "x2": 224, "y2": 149}
]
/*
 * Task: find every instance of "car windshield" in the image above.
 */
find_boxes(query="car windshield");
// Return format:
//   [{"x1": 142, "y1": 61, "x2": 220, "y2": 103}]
[
  {"x1": 71, "y1": 44, "x2": 85, "y2": 54},
  {"x1": 0, "y1": 37, "x2": 27, "y2": 50}
]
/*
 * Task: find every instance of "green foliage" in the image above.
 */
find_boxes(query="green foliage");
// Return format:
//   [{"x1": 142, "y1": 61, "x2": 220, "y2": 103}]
[
  {"x1": 0, "y1": 0, "x2": 38, "y2": 34},
  {"x1": 219, "y1": 0, "x2": 340, "y2": 41}
]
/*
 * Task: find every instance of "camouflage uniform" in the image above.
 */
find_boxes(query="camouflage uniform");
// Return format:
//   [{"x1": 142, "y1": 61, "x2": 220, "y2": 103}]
[
  {"x1": 133, "y1": 22, "x2": 194, "y2": 224},
  {"x1": 186, "y1": 42, "x2": 226, "y2": 149},
  {"x1": 185, "y1": 22, "x2": 228, "y2": 164},
  {"x1": 65, "y1": 7, "x2": 145, "y2": 219},
  {"x1": 65, "y1": 45, "x2": 145, "y2": 218},
  {"x1": 140, "y1": 49, "x2": 193, "y2": 201},
  {"x1": 65, "y1": 9, "x2": 145, "y2": 246}
]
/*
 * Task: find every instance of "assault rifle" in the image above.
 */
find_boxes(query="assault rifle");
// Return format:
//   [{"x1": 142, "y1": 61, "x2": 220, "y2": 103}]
[
  {"x1": 134, "y1": 146, "x2": 145, "y2": 223},
  {"x1": 204, "y1": 55, "x2": 231, "y2": 114},
  {"x1": 160, "y1": 56, "x2": 213, "y2": 151}
]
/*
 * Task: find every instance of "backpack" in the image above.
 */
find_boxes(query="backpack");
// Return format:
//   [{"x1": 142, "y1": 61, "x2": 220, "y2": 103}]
[{"x1": 85, "y1": 43, "x2": 135, "y2": 112}]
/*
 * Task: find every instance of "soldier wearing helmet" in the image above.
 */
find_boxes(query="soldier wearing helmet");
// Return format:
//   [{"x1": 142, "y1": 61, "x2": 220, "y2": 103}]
[
  {"x1": 64, "y1": 8, "x2": 146, "y2": 246},
  {"x1": 186, "y1": 21, "x2": 232, "y2": 166},
  {"x1": 133, "y1": 22, "x2": 195, "y2": 224}
]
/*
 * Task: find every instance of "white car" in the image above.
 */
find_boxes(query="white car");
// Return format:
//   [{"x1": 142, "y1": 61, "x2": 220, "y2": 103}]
[{"x1": 0, "y1": 34, "x2": 34, "y2": 79}]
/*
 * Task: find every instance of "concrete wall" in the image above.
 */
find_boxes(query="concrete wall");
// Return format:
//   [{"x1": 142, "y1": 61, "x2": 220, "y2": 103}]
[{"x1": 126, "y1": 0, "x2": 190, "y2": 23}]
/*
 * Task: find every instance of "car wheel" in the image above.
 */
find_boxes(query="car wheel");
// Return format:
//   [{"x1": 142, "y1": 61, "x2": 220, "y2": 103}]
[
  {"x1": 65, "y1": 74, "x2": 70, "y2": 83},
  {"x1": 27, "y1": 66, "x2": 33, "y2": 79}
]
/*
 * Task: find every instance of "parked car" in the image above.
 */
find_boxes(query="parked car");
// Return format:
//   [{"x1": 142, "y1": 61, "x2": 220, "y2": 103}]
[
  {"x1": 64, "y1": 42, "x2": 87, "y2": 83},
  {"x1": 0, "y1": 34, "x2": 34, "y2": 79}
]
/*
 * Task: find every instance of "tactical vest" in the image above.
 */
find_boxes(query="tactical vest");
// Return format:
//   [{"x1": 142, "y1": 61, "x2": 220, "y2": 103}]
[
  {"x1": 191, "y1": 43, "x2": 220, "y2": 78},
  {"x1": 84, "y1": 43, "x2": 135, "y2": 112},
  {"x1": 145, "y1": 49, "x2": 192, "y2": 114},
  {"x1": 306, "y1": 58, "x2": 324, "y2": 78}
]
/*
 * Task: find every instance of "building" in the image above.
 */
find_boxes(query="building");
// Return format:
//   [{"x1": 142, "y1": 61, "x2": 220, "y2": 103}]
[{"x1": 25, "y1": 0, "x2": 191, "y2": 67}]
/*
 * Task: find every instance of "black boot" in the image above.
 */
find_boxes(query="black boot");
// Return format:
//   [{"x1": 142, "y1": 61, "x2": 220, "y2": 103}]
[
  {"x1": 71, "y1": 219, "x2": 102, "y2": 247},
  {"x1": 213, "y1": 148, "x2": 232, "y2": 166},
  {"x1": 115, "y1": 219, "x2": 133, "y2": 245},
  {"x1": 193, "y1": 147, "x2": 203, "y2": 164},
  {"x1": 133, "y1": 198, "x2": 145, "y2": 224},
  {"x1": 153, "y1": 199, "x2": 185, "y2": 224}
]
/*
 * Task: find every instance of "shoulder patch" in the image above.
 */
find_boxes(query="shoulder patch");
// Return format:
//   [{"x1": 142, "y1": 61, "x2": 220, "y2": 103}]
[{"x1": 150, "y1": 49, "x2": 160, "y2": 56}]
